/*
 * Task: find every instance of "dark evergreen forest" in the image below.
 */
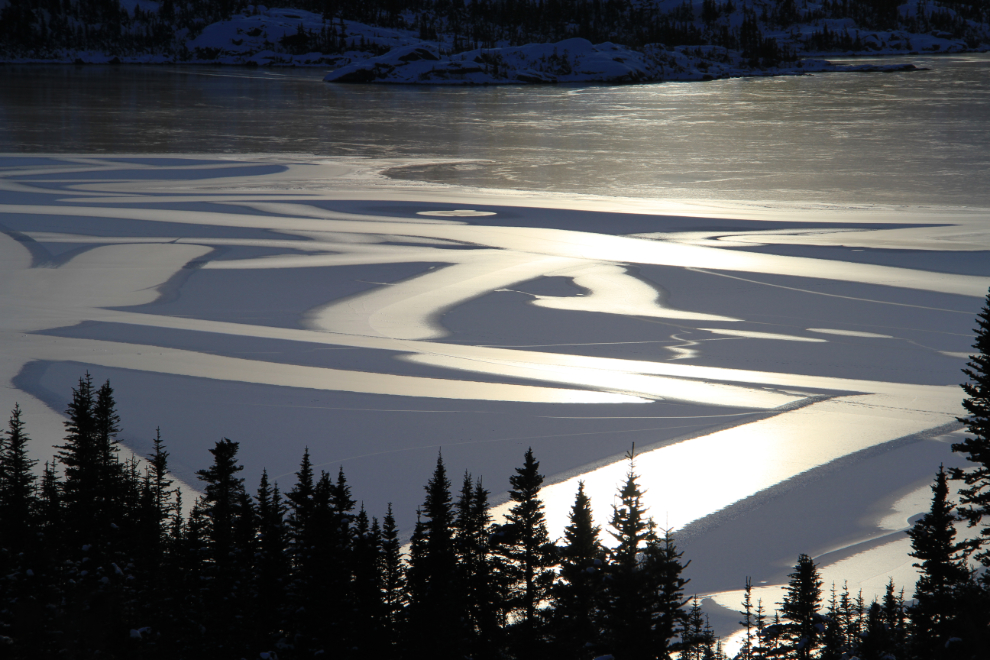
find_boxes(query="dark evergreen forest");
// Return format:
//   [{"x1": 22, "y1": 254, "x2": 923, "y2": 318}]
[
  {"x1": 1, "y1": 287, "x2": 990, "y2": 658},
  {"x1": 2, "y1": 0, "x2": 989, "y2": 62}
]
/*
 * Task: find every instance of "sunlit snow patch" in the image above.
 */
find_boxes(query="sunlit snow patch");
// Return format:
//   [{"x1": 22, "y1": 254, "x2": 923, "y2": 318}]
[
  {"x1": 417, "y1": 209, "x2": 496, "y2": 217},
  {"x1": 700, "y1": 328, "x2": 827, "y2": 342},
  {"x1": 807, "y1": 328, "x2": 894, "y2": 338}
]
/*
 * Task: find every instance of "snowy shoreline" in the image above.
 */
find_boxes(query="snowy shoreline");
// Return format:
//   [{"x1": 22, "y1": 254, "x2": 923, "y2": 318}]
[
  {"x1": 321, "y1": 39, "x2": 927, "y2": 85},
  {"x1": 3, "y1": 4, "x2": 984, "y2": 84},
  {"x1": 0, "y1": 44, "x2": 928, "y2": 87}
]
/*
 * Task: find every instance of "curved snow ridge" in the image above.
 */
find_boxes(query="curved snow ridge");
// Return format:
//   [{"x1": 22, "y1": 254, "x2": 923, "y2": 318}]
[{"x1": 323, "y1": 39, "x2": 920, "y2": 85}]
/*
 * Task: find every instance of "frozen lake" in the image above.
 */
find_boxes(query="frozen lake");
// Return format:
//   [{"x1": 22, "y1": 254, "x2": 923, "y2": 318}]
[
  {"x1": 1, "y1": 54, "x2": 989, "y2": 640},
  {"x1": 3, "y1": 53, "x2": 990, "y2": 205}
]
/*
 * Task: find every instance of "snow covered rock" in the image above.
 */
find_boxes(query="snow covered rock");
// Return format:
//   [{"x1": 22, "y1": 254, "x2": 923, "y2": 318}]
[
  {"x1": 326, "y1": 39, "x2": 667, "y2": 84},
  {"x1": 324, "y1": 38, "x2": 919, "y2": 85},
  {"x1": 184, "y1": 8, "x2": 419, "y2": 66}
]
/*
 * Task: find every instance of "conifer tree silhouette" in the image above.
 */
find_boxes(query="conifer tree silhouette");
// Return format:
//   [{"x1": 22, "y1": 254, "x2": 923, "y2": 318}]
[
  {"x1": 780, "y1": 554, "x2": 823, "y2": 660},
  {"x1": 456, "y1": 472, "x2": 506, "y2": 660},
  {"x1": 601, "y1": 447, "x2": 689, "y2": 660},
  {"x1": 406, "y1": 452, "x2": 464, "y2": 657},
  {"x1": 0, "y1": 404, "x2": 37, "y2": 554},
  {"x1": 195, "y1": 438, "x2": 253, "y2": 653},
  {"x1": 254, "y1": 469, "x2": 289, "y2": 644},
  {"x1": 907, "y1": 465, "x2": 973, "y2": 659},
  {"x1": 550, "y1": 480, "x2": 605, "y2": 659},
  {"x1": 499, "y1": 447, "x2": 556, "y2": 659},
  {"x1": 952, "y1": 286, "x2": 990, "y2": 565},
  {"x1": 380, "y1": 502, "x2": 405, "y2": 655}
]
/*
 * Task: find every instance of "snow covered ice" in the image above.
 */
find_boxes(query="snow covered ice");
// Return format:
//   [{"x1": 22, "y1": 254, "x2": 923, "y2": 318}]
[{"x1": 0, "y1": 154, "x2": 987, "y2": 641}]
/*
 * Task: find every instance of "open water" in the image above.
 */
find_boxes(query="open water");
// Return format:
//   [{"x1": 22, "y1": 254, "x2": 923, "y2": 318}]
[{"x1": 1, "y1": 53, "x2": 988, "y2": 206}]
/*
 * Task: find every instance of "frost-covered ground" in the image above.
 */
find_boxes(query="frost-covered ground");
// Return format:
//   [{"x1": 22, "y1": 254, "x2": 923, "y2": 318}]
[{"x1": 1, "y1": 155, "x2": 988, "y2": 642}]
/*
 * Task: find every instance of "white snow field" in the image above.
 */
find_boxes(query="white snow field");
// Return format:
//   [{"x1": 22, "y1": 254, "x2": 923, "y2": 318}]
[{"x1": 1, "y1": 154, "x2": 988, "y2": 639}]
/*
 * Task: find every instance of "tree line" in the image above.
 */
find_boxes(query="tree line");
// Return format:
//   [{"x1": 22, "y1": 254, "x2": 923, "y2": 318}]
[
  {"x1": 1, "y1": 288, "x2": 990, "y2": 658},
  {"x1": 0, "y1": 377, "x2": 699, "y2": 658},
  {"x1": 3, "y1": 0, "x2": 989, "y2": 63}
]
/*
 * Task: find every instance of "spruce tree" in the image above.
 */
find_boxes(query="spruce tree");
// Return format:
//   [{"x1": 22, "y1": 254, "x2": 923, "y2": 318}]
[
  {"x1": 836, "y1": 582, "x2": 856, "y2": 653},
  {"x1": 0, "y1": 405, "x2": 42, "y2": 655},
  {"x1": 907, "y1": 465, "x2": 972, "y2": 659},
  {"x1": 602, "y1": 463, "x2": 657, "y2": 660},
  {"x1": 92, "y1": 379, "x2": 124, "y2": 525},
  {"x1": 178, "y1": 498, "x2": 211, "y2": 647},
  {"x1": 286, "y1": 447, "x2": 315, "y2": 537},
  {"x1": 380, "y1": 502, "x2": 405, "y2": 654},
  {"x1": 680, "y1": 597, "x2": 708, "y2": 660},
  {"x1": 285, "y1": 448, "x2": 321, "y2": 649},
  {"x1": 196, "y1": 438, "x2": 246, "y2": 568},
  {"x1": 130, "y1": 428, "x2": 177, "y2": 643},
  {"x1": 147, "y1": 427, "x2": 175, "y2": 540},
  {"x1": 92, "y1": 379, "x2": 122, "y2": 482},
  {"x1": 55, "y1": 372, "x2": 98, "y2": 543},
  {"x1": 858, "y1": 601, "x2": 892, "y2": 660},
  {"x1": 779, "y1": 554, "x2": 824, "y2": 660},
  {"x1": 498, "y1": 447, "x2": 556, "y2": 658},
  {"x1": 195, "y1": 438, "x2": 253, "y2": 653},
  {"x1": 284, "y1": 464, "x2": 359, "y2": 654},
  {"x1": 752, "y1": 598, "x2": 772, "y2": 660},
  {"x1": 550, "y1": 480, "x2": 605, "y2": 659},
  {"x1": 406, "y1": 453, "x2": 465, "y2": 657},
  {"x1": 600, "y1": 455, "x2": 689, "y2": 660},
  {"x1": 737, "y1": 577, "x2": 756, "y2": 660},
  {"x1": 351, "y1": 505, "x2": 386, "y2": 657},
  {"x1": 951, "y1": 285, "x2": 990, "y2": 564},
  {"x1": 233, "y1": 488, "x2": 259, "y2": 586},
  {"x1": 474, "y1": 477, "x2": 508, "y2": 658},
  {"x1": 650, "y1": 527, "x2": 691, "y2": 658},
  {"x1": 325, "y1": 467, "x2": 359, "y2": 651},
  {"x1": 759, "y1": 611, "x2": 786, "y2": 659},
  {"x1": 39, "y1": 460, "x2": 61, "y2": 537},
  {"x1": 456, "y1": 473, "x2": 506, "y2": 660},
  {"x1": 851, "y1": 589, "x2": 866, "y2": 653},
  {"x1": 296, "y1": 469, "x2": 351, "y2": 653},
  {"x1": 819, "y1": 584, "x2": 845, "y2": 660},
  {"x1": 406, "y1": 505, "x2": 427, "y2": 596},
  {"x1": 331, "y1": 466, "x2": 357, "y2": 540},
  {"x1": 55, "y1": 375, "x2": 133, "y2": 563},
  {"x1": 881, "y1": 580, "x2": 907, "y2": 658},
  {"x1": 0, "y1": 404, "x2": 38, "y2": 554},
  {"x1": 255, "y1": 470, "x2": 289, "y2": 643}
]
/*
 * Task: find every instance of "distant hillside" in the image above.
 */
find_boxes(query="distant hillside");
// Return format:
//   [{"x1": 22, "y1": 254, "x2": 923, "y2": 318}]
[{"x1": 1, "y1": 0, "x2": 988, "y2": 73}]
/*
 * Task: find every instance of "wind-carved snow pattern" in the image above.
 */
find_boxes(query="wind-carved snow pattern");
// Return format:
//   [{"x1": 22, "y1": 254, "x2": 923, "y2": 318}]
[{"x1": 0, "y1": 155, "x2": 987, "y2": 617}]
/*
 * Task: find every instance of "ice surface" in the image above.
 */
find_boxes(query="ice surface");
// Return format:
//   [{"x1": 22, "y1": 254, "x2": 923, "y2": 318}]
[{"x1": 1, "y1": 154, "x2": 987, "y2": 639}]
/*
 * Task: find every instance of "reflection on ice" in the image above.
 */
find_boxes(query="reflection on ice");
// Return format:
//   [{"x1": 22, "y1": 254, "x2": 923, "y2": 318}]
[
  {"x1": 0, "y1": 155, "x2": 986, "y2": 630},
  {"x1": 401, "y1": 353, "x2": 800, "y2": 407},
  {"x1": 417, "y1": 209, "x2": 497, "y2": 217},
  {"x1": 494, "y1": 390, "x2": 959, "y2": 545},
  {"x1": 808, "y1": 328, "x2": 894, "y2": 338},
  {"x1": 700, "y1": 328, "x2": 827, "y2": 342},
  {"x1": 3, "y1": 201, "x2": 988, "y2": 297},
  {"x1": 306, "y1": 252, "x2": 577, "y2": 340},
  {"x1": 663, "y1": 224, "x2": 990, "y2": 252},
  {"x1": 17, "y1": 335, "x2": 641, "y2": 404},
  {"x1": 308, "y1": 255, "x2": 738, "y2": 340}
]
